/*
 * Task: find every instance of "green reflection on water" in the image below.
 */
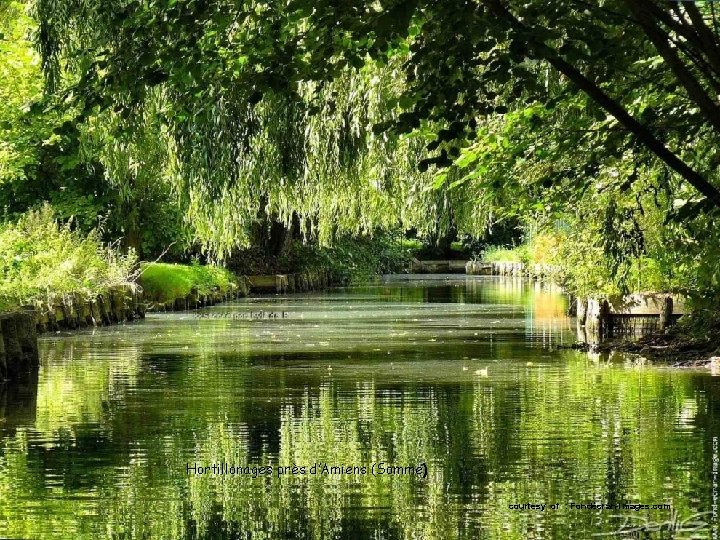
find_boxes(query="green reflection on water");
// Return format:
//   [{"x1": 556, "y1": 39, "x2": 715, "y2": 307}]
[{"x1": 0, "y1": 276, "x2": 718, "y2": 539}]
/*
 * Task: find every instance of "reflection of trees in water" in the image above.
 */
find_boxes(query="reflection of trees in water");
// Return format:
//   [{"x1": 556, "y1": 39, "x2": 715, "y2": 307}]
[
  {"x1": 34, "y1": 340, "x2": 144, "y2": 436},
  {"x1": 181, "y1": 382, "x2": 456, "y2": 539},
  {"x1": 31, "y1": 318, "x2": 254, "y2": 439},
  {"x1": 374, "y1": 278, "x2": 574, "y2": 349},
  {"x1": 367, "y1": 277, "x2": 539, "y2": 306},
  {"x1": 179, "y1": 371, "x2": 709, "y2": 539},
  {"x1": 0, "y1": 331, "x2": 716, "y2": 538},
  {"x1": 0, "y1": 373, "x2": 37, "y2": 437},
  {"x1": 526, "y1": 282, "x2": 572, "y2": 347}
]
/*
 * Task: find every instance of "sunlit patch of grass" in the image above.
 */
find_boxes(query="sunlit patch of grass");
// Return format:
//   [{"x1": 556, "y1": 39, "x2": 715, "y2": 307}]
[
  {"x1": 0, "y1": 204, "x2": 136, "y2": 311},
  {"x1": 482, "y1": 245, "x2": 526, "y2": 263},
  {"x1": 138, "y1": 262, "x2": 236, "y2": 302}
]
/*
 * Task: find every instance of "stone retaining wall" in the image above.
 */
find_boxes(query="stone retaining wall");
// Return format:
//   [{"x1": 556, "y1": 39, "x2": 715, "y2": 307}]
[
  {"x1": 410, "y1": 260, "x2": 468, "y2": 274},
  {"x1": 576, "y1": 294, "x2": 685, "y2": 340},
  {"x1": 145, "y1": 269, "x2": 333, "y2": 312},
  {"x1": 2, "y1": 284, "x2": 147, "y2": 377},
  {"x1": 490, "y1": 261, "x2": 525, "y2": 277}
]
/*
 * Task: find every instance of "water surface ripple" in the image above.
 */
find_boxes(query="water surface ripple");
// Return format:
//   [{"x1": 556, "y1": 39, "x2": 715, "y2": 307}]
[{"x1": 1, "y1": 275, "x2": 718, "y2": 539}]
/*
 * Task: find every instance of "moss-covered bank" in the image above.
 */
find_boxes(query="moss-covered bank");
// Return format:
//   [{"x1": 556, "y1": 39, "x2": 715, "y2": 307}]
[
  {"x1": 138, "y1": 262, "x2": 340, "y2": 312},
  {"x1": 0, "y1": 206, "x2": 136, "y2": 313},
  {"x1": 138, "y1": 262, "x2": 247, "y2": 311}
]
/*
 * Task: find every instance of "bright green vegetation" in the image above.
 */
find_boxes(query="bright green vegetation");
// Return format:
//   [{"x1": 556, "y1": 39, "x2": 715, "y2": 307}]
[
  {"x1": 0, "y1": 0, "x2": 186, "y2": 259},
  {"x1": 399, "y1": 238, "x2": 424, "y2": 252},
  {"x1": 4, "y1": 3, "x2": 720, "y2": 537},
  {"x1": 277, "y1": 235, "x2": 412, "y2": 285},
  {"x1": 138, "y1": 262, "x2": 238, "y2": 303},
  {"x1": 0, "y1": 279, "x2": 714, "y2": 538},
  {"x1": 0, "y1": 205, "x2": 136, "y2": 311},
  {"x1": 2, "y1": 0, "x2": 720, "y2": 310},
  {"x1": 482, "y1": 231, "x2": 689, "y2": 298},
  {"x1": 482, "y1": 245, "x2": 526, "y2": 264}
]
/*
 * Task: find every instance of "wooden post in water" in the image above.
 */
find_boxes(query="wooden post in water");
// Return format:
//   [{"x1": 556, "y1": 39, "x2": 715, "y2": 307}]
[
  {"x1": 658, "y1": 296, "x2": 673, "y2": 332},
  {"x1": 601, "y1": 299, "x2": 610, "y2": 337},
  {"x1": 576, "y1": 298, "x2": 587, "y2": 325},
  {"x1": 585, "y1": 298, "x2": 609, "y2": 338},
  {"x1": 0, "y1": 311, "x2": 39, "y2": 380}
]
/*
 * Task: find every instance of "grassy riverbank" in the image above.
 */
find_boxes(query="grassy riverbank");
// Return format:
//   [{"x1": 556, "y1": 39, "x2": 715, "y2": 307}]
[
  {"x1": 138, "y1": 262, "x2": 239, "y2": 303},
  {"x1": 0, "y1": 206, "x2": 238, "y2": 314},
  {"x1": 482, "y1": 236, "x2": 559, "y2": 268},
  {"x1": 0, "y1": 206, "x2": 410, "y2": 317},
  {"x1": 0, "y1": 205, "x2": 136, "y2": 312}
]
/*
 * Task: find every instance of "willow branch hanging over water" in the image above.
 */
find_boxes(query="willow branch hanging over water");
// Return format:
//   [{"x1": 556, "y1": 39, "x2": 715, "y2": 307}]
[
  {"x1": 34, "y1": 0, "x2": 454, "y2": 258},
  {"x1": 86, "y1": 62, "x2": 443, "y2": 258}
]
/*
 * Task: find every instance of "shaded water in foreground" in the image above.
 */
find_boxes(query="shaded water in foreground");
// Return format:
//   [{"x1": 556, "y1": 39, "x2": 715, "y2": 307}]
[{"x1": 1, "y1": 275, "x2": 719, "y2": 539}]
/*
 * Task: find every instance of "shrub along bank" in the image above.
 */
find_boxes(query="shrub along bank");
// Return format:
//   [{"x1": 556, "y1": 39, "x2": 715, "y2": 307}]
[
  {"x1": 0, "y1": 207, "x2": 242, "y2": 328},
  {"x1": 0, "y1": 208, "x2": 412, "y2": 332},
  {"x1": 0, "y1": 205, "x2": 136, "y2": 313},
  {"x1": 481, "y1": 234, "x2": 720, "y2": 362},
  {"x1": 481, "y1": 233, "x2": 672, "y2": 297},
  {"x1": 0, "y1": 212, "x2": 410, "y2": 329}
]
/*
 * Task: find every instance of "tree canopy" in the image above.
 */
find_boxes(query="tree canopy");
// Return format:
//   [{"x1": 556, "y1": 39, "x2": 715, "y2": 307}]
[{"x1": 2, "y1": 0, "x2": 720, "y2": 294}]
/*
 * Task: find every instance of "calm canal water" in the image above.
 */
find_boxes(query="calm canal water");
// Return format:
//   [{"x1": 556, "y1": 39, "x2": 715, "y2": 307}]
[{"x1": 1, "y1": 275, "x2": 719, "y2": 539}]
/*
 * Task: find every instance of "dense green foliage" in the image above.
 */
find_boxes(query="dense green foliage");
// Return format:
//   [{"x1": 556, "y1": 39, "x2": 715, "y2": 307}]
[
  {"x1": 284, "y1": 235, "x2": 413, "y2": 285},
  {"x1": 483, "y1": 226, "x2": 701, "y2": 298},
  {"x1": 138, "y1": 262, "x2": 238, "y2": 303},
  {"x1": 0, "y1": 205, "x2": 136, "y2": 310},
  {"x1": 0, "y1": 0, "x2": 104, "y2": 230},
  {"x1": 2, "y1": 0, "x2": 720, "y2": 306},
  {"x1": 482, "y1": 246, "x2": 525, "y2": 265},
  {"x1": 229, "y1": 234, "x2": 413, "y2": 286},
  {"x1": 0, "y1": 1, "x2": 188, "y2": 259}
]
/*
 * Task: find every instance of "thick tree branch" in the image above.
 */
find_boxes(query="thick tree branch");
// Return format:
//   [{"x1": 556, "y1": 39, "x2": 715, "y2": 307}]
[
  {"x1": 644, "y1": 0, "x2": 706, "y2": 50},
  {"x1": 640, "y1": 1, "x2": 720, "y2": 90},
  {"x1": 668, "y1": 35, "x2": 720, "y2": 96},
  {"x1": 710, "y1": 2, "x2": 720, "y2": 39},
  {"x1": 484, "y1": 0, "x2": 720, "y2": 208},
  {"x1": 682, "y1": 2, "x2": 720, "y2": 76},
  {"x1": 624, "y1": 0, "x2": 720, "y2": 135}
]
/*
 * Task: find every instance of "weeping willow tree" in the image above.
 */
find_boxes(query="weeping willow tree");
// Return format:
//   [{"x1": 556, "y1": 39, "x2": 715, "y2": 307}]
[
  {"x1": 24, "y1": 0, "x2": 720, "y2": 297},
  {"x1": 161, "y1": 62, "x2": 441, "y2": 258},
  {"x1": 78, "y1": 61, "x2": 449, "y2": 259},
  {"x1": 30, "y1": 0, "x2": 465, "y2": 259}
]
